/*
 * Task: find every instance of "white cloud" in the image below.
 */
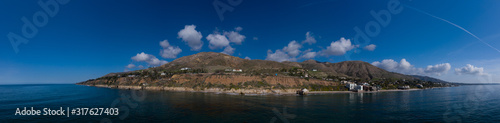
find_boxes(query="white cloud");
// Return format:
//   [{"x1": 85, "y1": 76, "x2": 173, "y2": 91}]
[
  {"x1": 424, "y1": 63, "x2": 451, "y2": 76},
  {"x1": 206, "y1": 33, "x2": 230, "y2": 50},
  {"x1": 283, "y1": 40, "x2": 302, "y2": 57},
  {"x1": 159, "y1": 40, "x2": 182, "y2": 59},
  {"x1": 302, "y1": 32, "x2": 316, "y2": 45},
  {"x1": 244, "y1": 56, "x2": 251, "y2": 60},
  {"x1": 126, "y1": 64, "x2": 136, "y2": 69},
  {"x1": 300, "y1": 49, "x2": 317, "y2": 59},
  {"x1": 372, "y1": 58, "x2": 451, "y2": 76},
  {"x1": 138, "y1": 65, "x2": 144, "y2": 69},
  {"x1": 322, "y1": 37, "x2": 357, "y2": 56},
  {"x1": 455, "y1": 64, "x2": 488, "y2": 76},
  {"x1": 234, "y1": 26, "x2": 243, "y2": 32},
  {"x1": 131, "y1": 52, "x2": 168, "y2": 66},
  {"x1": 253, "y1": 37, "x2": 258, "y2": 40},
  {"x1": 266, "y1": 49, "x2": 296, "y2": 62},
  {"x1": 131, "y1": 52, "x2": 153, "y2": 61},
  {"x1": 363, "y1": 44, "x2": 376, "y2": 51},
  {"x1": 178, "y1": 25, "x2": 203, "y2": 51},
  {"x1": 266, "y1": 40, "x2": 317, "y2": 62},
  {"x1": 224, "y1": 31, "x2": 246, "y2": 44},
  {"x1": 221, "y1": 46, "x2": 235, "y2": 55}
]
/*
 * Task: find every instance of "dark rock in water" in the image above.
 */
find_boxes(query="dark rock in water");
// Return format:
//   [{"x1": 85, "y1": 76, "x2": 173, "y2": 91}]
[{"x1": 296, "y1": 88, "x2": 309, "y2": 95}]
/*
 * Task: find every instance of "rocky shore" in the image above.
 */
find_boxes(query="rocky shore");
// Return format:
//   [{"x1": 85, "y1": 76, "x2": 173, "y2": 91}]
[
  {"x1": 86, "y1": 84, "x2": 299, "y2": 95},
  {"x1": 81, "y1": 84, "x2": 438, "y2": 95}
]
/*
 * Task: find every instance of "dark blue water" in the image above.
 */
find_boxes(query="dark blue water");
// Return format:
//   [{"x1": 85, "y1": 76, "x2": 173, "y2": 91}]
[{"x1": 1, "y1": 84, "x2": 499, "y2": 122}]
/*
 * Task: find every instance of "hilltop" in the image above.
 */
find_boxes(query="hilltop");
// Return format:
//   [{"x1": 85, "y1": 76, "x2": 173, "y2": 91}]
[{"x1": 157, "y1": 52, "x2": 413, "y2": 80}]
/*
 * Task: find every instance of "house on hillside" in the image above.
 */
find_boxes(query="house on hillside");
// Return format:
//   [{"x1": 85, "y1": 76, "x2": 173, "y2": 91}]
[
  {"x1": 180, "y1": 67, "x2": 191, "y2": 71},
  {"x1": 312, "y1": 69, "x2": 317, "y2": 72},
  {"x1": 161, "y1": 73, "x2": 166, "y2": 76},
  {"x1": 398, "y1": 85, "x2": 410, "y2": 89},
  {"x1": 232, "y1": 69, "x2": 242, "y2": 72}
]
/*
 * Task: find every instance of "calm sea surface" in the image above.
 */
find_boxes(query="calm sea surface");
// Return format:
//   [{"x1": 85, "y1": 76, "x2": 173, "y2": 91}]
[{"x1": 0, "y1": 84, "x2": 499, "y2": 122}]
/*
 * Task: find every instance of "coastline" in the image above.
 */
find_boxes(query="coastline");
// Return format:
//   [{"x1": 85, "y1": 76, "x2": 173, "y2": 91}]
[{"x1": 80, "y1": 84, "x2": 443, "y2": 95}]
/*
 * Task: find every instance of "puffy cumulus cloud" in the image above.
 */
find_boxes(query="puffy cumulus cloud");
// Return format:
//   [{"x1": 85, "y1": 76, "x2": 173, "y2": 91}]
[
  {"x1": 301, "y1": 32, "x2": 316, "y2": 45},
  {"x1": 455, "y1": 64, "x2": 488, "y2": 76},
  {"x1": 322, "y1": 37, "x2": 357, "y2": 56},
  {"x1": 244, "y1": 56, "x2": 251, "y2": 60},
  {"x1": 372, "y1": 59, "x2": 408, "y2": 72},
  {"x1": 159, "y1": 40, "x2": 182, "y2": 59},
  {"x1": 207, "y1": 33, "x2": 230, "y2": 49},
  {"x1": 126, "y1": 64, "x2": 136, "y2": 69},
  {"x1": 131, "y1": 52, "x2": 168, "y2": 66},
  {"x1": 424, "y1": 63, "x2": 451, "y2": 76},
  {"x1": 224, "y1": 31, "x2": 246, "y2": 44},
  {"x1": 178, "y1": 25, "x2": 203, "y2": 51},
  {"x1": 300, "y1": 49, "x2": 317, "y2": 59},
  {"x1": 283, "y1": 41, "x2": 302, "y2": 57},
  {"x1": 131, "y1": 52, "x2": 153, "y2": 61},
  {"x1": 221, "y1": 46, "x2": 235, "y2": 55},
  {"x1": 363, "y1": 44, "x2": 376, "y2": 51},
  {"x1": 266, "y1": 49, "x2": 296, "y2": 62},
  {"x1": 372, "y1": 58, "x2": 451, "y2": 76},
  {"x1": 206, "y1": 27, "x2": 246, "y2": 54},
  {"x1": 266, "y1": 40, "x2": 324, "y2": 62}
]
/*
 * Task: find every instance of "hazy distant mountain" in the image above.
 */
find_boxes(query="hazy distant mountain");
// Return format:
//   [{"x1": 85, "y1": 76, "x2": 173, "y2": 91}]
[{"x1": 411, "y1": 75, "x2": 449, "y2": 83}]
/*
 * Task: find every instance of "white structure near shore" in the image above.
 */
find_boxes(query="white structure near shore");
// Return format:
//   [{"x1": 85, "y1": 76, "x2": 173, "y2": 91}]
[{"x1": 346, "y1": 83, "x2": 357, "y2": 91}]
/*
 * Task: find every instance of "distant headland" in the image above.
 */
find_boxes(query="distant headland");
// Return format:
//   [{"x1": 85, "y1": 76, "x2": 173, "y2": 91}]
[{"x1": 77, "y1": 52, "x2": 456, "y2": 94}]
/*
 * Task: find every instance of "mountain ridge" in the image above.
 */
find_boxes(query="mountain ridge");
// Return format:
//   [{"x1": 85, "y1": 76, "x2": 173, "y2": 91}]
[
  {"x1": 78, "y1": 52, "x2": 452, "y2": 93},
  {"x1": 157, "y1": 52, "x2": 418, "y2": 81}
]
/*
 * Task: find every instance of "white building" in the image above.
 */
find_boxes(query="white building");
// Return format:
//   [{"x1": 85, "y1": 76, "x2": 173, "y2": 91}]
[
  {"x1": 312, "y1": 69, "x2": 317, "y2": 72},
  {"x1": 346, "y1": 83, "x2": 357, "y2": 91},
  {"x1": 232, "y1": 69, "x2": 242, "y2": 72},
  {"x1": 356, "y1": 85, "x2": 364, "y2": 91},
  {"x1": 180, "y1": 67, "x2": 191, "y2": 71},
  {"x1": 160, "y1": 73, "x2": 166, "y2": 76},
  {"x1": 341, "y1": 81, "x2": 348, "y2": 84}
]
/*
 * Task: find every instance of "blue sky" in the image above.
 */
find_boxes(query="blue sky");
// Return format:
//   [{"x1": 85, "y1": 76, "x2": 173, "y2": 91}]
[{"x1": 1, "y1": 0, "x2": 500, "y2": 84}]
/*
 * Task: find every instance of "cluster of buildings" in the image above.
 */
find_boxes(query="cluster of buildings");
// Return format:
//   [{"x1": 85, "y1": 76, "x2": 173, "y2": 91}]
[
  {"x1": 180, "y1": 67, "x2": 191, "y2": 71},
  {"x1": 345, "y1": 82, "x2": 380, "y2": 92},
  {"x1": 225, "y1": 68, "x2": 243, "y2": 72}
]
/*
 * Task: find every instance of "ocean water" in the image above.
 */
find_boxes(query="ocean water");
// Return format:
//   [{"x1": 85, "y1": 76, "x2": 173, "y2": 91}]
[{"x1": 0, "y1": 84, "x2": 499, "y2": 122}]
